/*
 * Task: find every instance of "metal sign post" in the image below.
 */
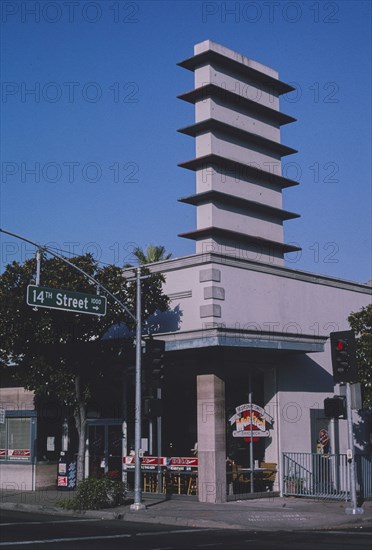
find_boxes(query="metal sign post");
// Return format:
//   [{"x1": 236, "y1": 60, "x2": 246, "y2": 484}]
[
  {"x1": 130, "y1": 268, "x2": 146, "y2": 511},
  {"x1": 249, "y1": 374, "x2": 254, "y2": 494},
  {"x1": 157, "y1": 387, "x2": 162, "y2": 494},
  {"x1": 345, "y1": 382, "x2": 363, "y2": 515},
  {"x1": 329, "y1": 330, "x2": 364, "y2": 515}
]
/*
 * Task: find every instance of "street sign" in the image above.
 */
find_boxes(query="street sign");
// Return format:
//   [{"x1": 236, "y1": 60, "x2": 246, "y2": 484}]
[{"x1": 27, "y1": 285, "x2": 107, "y2": 316}]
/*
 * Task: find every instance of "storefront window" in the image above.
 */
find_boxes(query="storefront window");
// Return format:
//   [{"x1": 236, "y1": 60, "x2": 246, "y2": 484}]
[
  {"x1": 0, "y1": 416, "x2": 32, "y2": 461},
  {"x1": 0, "y1": 422, "x2": 6, "y2": 459}
]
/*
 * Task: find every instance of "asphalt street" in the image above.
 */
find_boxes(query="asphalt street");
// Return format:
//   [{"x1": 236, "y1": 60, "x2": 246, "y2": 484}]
[{"x1": 0, "y1": 510, "x2": 371, "y2": 550}]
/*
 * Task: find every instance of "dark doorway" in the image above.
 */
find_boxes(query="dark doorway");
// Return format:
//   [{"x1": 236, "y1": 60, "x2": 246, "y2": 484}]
[{"x1": 87, "y1": 420, "x2": 123, "y2": 477}]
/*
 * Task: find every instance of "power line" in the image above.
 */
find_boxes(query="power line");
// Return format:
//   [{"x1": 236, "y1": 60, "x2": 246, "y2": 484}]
[{"x1": 0, "y1": 228, "x2": 136, "y2": 322}]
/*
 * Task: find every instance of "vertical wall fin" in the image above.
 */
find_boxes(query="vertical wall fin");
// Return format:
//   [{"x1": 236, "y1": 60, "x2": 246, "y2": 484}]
[{"x1": 177, "y1": 40, "x2": 301, "y2": 266}]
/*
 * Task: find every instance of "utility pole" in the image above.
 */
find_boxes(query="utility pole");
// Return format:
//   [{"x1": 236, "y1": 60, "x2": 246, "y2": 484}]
[
  {"x1": 130, "y1": 268, "x2": 146, "y2": 510},
  {"x1": 345, "y1": 382, "x2": 363, "y2": 515},
  {"x1": 329, "y1": 330, "x2": 363, "y2": 515},
  {"x1": 157, "y1": 386, "x2": 162, "y2": 494},
  {"x1": 248, "y1": 373, "x2": 254, "y2": 494}
]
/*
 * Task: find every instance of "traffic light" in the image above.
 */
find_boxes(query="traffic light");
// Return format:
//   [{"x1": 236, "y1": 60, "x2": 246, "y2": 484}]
[
  {"x1": 144, "y1": 398, "x2": 163, "y2": 418},
  {"x1": 99, "y1": 338, "x2": 135, "y2": 358},
  {"x1": 324, "y1": 396, "x2": 347, "y2": 419},
  {"x1": 330, "y1": 330, "x2": 358, "y2": 384},
  {"x1": 145, "y1": 338, "x2": 165, "y2": 387}
]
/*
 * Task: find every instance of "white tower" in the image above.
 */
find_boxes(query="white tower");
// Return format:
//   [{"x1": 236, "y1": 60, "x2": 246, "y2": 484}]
[{"x1": 178, "y1": 41, "x2": 301, "y2": 266}]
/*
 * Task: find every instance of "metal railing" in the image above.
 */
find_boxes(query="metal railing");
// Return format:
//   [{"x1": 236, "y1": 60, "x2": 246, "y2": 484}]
[
  {"x1": 283, "y1": 452, "x2": 372, "y2": 500},
  {"x1": 357, "y1": 454, "x2": 372, "y2": 500},
  {"x1": 125, "y1": 453, "x2": 372, "y2": 500}
]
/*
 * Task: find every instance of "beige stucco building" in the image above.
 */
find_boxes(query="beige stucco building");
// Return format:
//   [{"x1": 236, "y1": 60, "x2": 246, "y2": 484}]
[{"x1": 1, "y1": 42, "x2": 371, "y2": 501}]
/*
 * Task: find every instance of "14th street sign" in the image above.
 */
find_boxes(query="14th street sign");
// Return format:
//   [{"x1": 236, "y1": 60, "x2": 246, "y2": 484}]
[{"x1": 27, "y1": 285, "x2": 107, "y2": 316}]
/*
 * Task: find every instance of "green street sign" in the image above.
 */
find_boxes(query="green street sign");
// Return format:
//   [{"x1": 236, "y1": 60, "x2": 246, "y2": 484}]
[{"x1": 27, "y1": 285, "x2": 107, "y2": 316}]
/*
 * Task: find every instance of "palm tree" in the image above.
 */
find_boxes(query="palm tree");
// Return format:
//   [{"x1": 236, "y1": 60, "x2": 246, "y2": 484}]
[{"x1": 133, "y1": 244, "x2": 172, "y2": 265}]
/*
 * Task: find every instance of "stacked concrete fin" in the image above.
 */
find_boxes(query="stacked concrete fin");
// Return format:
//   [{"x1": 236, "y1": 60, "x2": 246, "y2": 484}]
[{"x1": 177, "y1": 40, "x2": 301, "y2": 266}]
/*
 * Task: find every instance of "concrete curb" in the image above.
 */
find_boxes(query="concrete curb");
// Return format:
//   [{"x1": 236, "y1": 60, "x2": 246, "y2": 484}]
[
  {"x1": 1, "y1": 501, "x2": 371, "y2": 532},
  {"x1": 0, "y1": 502, "x2": 255, "y2": 530}
]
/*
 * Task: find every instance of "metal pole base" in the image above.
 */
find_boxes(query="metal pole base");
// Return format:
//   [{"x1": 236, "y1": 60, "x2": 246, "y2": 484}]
[
  {"x1": 130, "y1": 502, "x2": 147, "y2": 511},
  {"x1": 345, "y1": 507, "x2": 364, "y2": 515}
]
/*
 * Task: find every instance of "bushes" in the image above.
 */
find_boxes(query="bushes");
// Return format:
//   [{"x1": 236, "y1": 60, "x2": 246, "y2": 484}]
[{"x1": 58, "y1": 472, "x2": 127, "y2": 511}]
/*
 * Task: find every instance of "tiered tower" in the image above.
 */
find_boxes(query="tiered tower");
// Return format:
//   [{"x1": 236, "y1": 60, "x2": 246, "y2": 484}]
[{"x1": 177, "y1": 40, "x2": 301, "y2": 266}]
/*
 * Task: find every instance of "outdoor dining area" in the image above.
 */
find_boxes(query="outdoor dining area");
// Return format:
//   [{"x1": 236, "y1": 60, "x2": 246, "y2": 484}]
[
  {"x1": 124, "y1": 456, "x2": 277, "y2": 497},
  {"x1": 124, "y1": 456, "x2": 199, "y2": 496},
  {"x1": 227, "y1": 461, "x2": 277, "y2": 495}
]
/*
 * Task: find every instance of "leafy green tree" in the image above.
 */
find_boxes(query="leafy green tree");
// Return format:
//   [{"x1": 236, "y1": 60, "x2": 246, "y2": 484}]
[
  {"x1": 348, "y1": 304, "x2": 372, "y2": 408},
  {"x1": 133, "y1": 244, "x2": 172, "y2": 264},
  {"x1": 0, "y1": 253, "x2": 169, "y2": 480}
]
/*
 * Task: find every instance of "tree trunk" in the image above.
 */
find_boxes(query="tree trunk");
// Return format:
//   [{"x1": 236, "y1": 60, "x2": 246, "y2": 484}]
[{"x1": 74, "y1": 374, "x2": 86, "y2": 483}]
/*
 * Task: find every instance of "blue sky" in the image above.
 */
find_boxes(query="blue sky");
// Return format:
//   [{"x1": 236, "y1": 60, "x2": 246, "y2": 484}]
[{"x1": 1, "y1": 0, "x2": 371, "y2": 283}]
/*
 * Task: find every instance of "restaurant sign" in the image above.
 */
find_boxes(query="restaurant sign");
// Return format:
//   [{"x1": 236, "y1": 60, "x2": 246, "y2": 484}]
[
  {"x1": 123, "y1": 456, "x2": 168, "y2": 466},
  {"x1": 123, "y1": 456, "x2": 198, "y2": 470},
  {"x1": 229, "y1": 404, "x2": 273, "y2": 442},
  {"x1": 1, "y1": 449, "x2": 31, "y2": 460}
]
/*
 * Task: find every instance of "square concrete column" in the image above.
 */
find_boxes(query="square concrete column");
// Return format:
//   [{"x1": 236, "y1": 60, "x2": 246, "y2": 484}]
[{"x1": 197, "y1": 374, "x2": 226, "y2": 503}]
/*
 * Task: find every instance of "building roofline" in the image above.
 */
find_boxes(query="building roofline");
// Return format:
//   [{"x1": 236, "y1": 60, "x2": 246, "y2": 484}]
[{"x1": 122, "y1": 252, "x2": 372, "y2": 294}]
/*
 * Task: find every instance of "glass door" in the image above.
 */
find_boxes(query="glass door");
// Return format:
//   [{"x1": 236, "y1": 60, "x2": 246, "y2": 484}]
[
  {"x1": 87, "y1": 421, "x2": 123, "y2": 478},
  {"x1": 107, "y1": 424, "x2": 123, "y2": 476},
  {"x1": 88, "y1": 424, "x2": 105, "y2": 477}
]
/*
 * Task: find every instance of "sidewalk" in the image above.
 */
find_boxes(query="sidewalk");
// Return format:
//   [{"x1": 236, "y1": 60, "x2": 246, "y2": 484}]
[{"x1": 1, "y1": 488, "x2": 371, "y2": 532}]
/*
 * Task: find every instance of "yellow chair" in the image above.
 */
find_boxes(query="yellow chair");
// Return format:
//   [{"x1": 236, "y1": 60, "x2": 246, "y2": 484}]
[
  {"x1": 259, "y1": 462, "x2": 277, "y2": 490},
  {"x1": 187, "y1": 472, "x2": 198, "y2": 495},
  {"x1": 143, "y1": 471, "x2": 166, "y2": 493}
]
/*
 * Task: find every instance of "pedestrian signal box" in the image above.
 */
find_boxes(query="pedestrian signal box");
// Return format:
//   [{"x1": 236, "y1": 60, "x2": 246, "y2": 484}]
[
  {"x1": 324, "y1": 396, "x2": 347, "y2": 419},
  {"x1": 330, "y1": 330, "x2": 358, "y2": 384}
]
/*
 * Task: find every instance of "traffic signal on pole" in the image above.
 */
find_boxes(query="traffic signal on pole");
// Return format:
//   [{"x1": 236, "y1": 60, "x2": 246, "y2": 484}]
[
  {"x1": 324, "y1": 396, "x2": 347, "y2": 419},
  {"x1": 145, "y1": 339, "x2": 165, "y2": 387},
  {"x1": 99, "y1": 338, "x2": 134, "y2": 358},
  {"x1": 144, "y1": 398, "x2": 163, "y2": 419},
  {"x1": 330, "y1": 330, "x2": 358, "y2": 384}
]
